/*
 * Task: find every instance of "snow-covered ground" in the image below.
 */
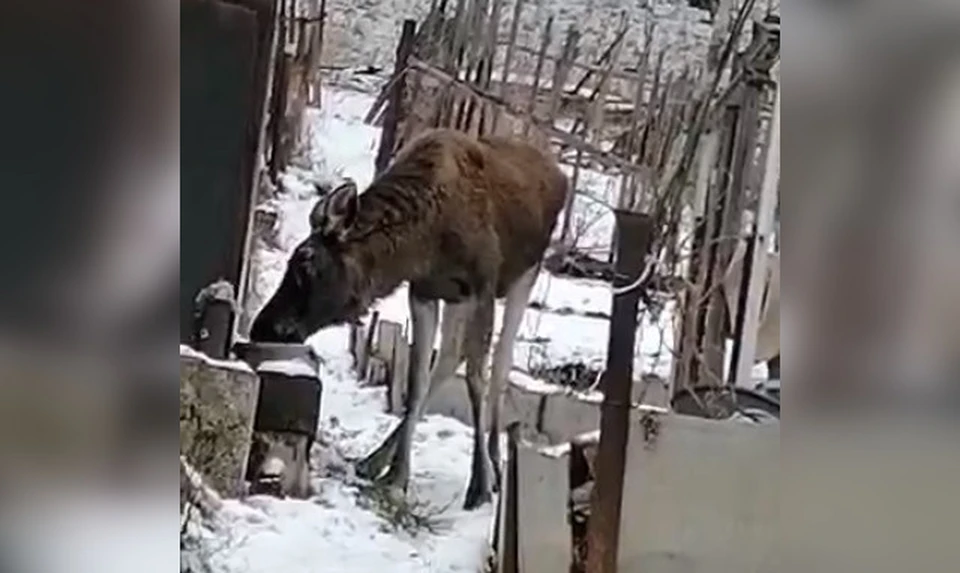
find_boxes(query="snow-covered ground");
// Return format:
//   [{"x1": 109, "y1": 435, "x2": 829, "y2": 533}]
[
  {"x1": 196, "y1": 78, "x2": 766, "y2": 571},
  {"x1": 198, "y1": 330, "x2": 495, "y2": 573}
]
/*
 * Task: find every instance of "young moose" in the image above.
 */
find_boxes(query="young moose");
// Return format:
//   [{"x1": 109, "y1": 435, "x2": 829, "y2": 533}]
[{"x1": 250, "y1": 128, "x2": 567, "y2": 509}]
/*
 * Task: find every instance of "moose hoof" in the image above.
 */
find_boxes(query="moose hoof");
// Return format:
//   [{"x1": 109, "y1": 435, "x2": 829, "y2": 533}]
[
  {"x1": 490, "y1": 465, "x2": 503, "y2": 494},
  {"x1": 355, "y1": 455, "x2": 388, "y2": 481},
  {"x1": 377, "y1": 464, "x2": 409, "y2": 492},
  {"x1": 463, "y1": 485, "x2": 493, "y2": 511}
]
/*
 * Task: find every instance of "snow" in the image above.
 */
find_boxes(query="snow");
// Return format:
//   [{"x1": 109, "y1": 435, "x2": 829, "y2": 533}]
[
  {"x1": 257, "y1": 359, "x2": 320, "y2": 378},
  {"x1": 181, "y1": 344, "x2": 255, "y2": 374},
  {"x1": 200, "y1": 330, "x2": 494, "y2": 573},
  {"x1": 508, "y1": 369, "x2": 568, "y2": 396}
]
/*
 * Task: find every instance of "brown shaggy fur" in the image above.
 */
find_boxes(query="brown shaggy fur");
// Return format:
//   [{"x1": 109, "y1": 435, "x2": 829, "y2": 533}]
[{"x1": 340, "y1": 128, "x2": 567, "y2": 308}]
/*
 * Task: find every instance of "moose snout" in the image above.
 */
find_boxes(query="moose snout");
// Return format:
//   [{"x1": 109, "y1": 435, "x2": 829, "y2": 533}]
[{"x1": 250, "y1": 312, "x2": 304, "y2": 343}]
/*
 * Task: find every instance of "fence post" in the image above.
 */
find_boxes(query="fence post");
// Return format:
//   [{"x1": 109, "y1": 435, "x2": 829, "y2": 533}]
[
  {"x1": 586, "y1": 209, "x2": 654, "y2": 573},
  {"x1": 375, "y1": 19, "x2": 417, "y2": 175}
]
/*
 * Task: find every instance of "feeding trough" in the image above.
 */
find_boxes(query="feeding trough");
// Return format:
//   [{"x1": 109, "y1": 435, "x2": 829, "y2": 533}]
[{"x1": 233, "y1": 341, "x2": 323, "y2": 498}]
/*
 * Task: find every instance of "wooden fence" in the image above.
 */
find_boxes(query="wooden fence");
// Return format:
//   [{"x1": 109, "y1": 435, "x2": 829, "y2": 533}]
[
  {"x1": 347, "y1": 6, "x2": 781, "y2": 572},
  {"x1": 365, "y1": 0, "x2": 706, "y2": 249}
]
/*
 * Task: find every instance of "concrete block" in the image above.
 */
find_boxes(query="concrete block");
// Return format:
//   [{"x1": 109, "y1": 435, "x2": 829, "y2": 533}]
[
  {"x1": 617, "y1": 412, "x2": 779, "y2": 572},
  {"x1": 179, "y1": 348, "x2": 259, "y2": 498},
  {"x1": 517, "y1": 441, "x2": 571, "y2": 573}
]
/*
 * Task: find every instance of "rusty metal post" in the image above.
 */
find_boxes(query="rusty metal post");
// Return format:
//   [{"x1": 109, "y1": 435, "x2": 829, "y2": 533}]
[{"x1": 586, "y1": 209, "x2": 654, "y2": 573}]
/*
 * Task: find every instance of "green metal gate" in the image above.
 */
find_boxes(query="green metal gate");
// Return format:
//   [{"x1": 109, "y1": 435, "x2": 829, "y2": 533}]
[{"x1": 181, "y1": 0, "x2": 278, "y2": 350}]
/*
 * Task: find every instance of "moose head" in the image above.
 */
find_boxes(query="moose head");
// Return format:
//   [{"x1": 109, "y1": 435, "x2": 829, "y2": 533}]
[{"x1": 249, "y1": 180, "x2": 362, "y2": 343}]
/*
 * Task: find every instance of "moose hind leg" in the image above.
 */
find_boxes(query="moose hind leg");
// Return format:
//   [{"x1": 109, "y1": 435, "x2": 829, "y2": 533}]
[
  {"x1": 355, "y1": 424, "x2": 400, "y2": 480},
  {"x1": 487, "y1": 264, "x2": 539, "y2": 491},
  {"x1": 463, "y1": 293, "x2": 495, "y2": 510}
]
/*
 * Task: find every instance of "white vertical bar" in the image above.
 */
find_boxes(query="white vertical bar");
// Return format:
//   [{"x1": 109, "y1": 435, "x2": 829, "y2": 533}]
[{"x1": 734, "y1": 77, "x2": 780, "y2": 388}]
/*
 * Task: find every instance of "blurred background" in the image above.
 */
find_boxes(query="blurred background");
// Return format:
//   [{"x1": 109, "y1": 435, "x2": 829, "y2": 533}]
[{"x1": 0, "y1": 1, "x2": 177, "y2": 572}]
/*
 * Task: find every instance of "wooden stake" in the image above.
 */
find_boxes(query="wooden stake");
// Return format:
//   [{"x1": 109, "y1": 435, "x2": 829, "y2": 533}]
[
  {"x1": 523, "y1": 16, "x2": 554, "y2": 136},
  {"x1": 375, "y1": 19, "x2": 417, "y2": 174}
]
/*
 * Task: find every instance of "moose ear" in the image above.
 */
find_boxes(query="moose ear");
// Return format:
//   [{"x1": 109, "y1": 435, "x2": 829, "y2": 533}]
[{"x1": 309, "y1": 179, "x2": 358, "y2": 237}]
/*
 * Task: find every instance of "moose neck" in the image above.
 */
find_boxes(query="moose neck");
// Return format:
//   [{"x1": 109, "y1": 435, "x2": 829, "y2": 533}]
[{"x1": 340, "y1": 176, "x2": 437, "y2": 308}]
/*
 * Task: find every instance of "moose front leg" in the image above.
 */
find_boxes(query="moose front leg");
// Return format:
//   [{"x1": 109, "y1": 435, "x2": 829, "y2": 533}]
[
  {"x1": 356, "y1": 292, "x2": 438, "y2": 484},
  {"x1": 379, "y1": 297, "x2": 473, "y2": 493},
  {"x1": 356, "y1": 300, "x2": 471, "y2": 481}
]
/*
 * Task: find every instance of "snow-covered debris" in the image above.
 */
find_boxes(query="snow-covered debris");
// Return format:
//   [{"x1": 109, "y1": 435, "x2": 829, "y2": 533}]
[
  {"x1": 257, "y1": 359, "x2": 320, "y2": 378},
  {"x1": 180, "y1": 344, "x2": 254, "y2": 374}
]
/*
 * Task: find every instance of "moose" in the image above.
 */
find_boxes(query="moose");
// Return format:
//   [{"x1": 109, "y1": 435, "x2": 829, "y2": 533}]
[{"x1": 250, "y1": 128, "x2": 568, "y2": 509}]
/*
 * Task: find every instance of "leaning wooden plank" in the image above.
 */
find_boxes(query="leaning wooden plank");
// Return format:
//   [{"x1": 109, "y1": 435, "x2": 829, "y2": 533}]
[
  {"x1": 655, "y1": 75, "x2": 684, "y2": 174},
  {"x1": 376, "y1": 321, "x2": 403, "y2": 365},
  {"x1": 639, "y1": 49, "x2": 667, "y2": 167},
  {"x1": 426, "y1": 0, "x2": 452, "y2": 66},
  {"x1": 420, "y1": 0, "x2": 441, "y2": 46},
  {"x1": 553, "y1": 27, "x2": 583, "y2": 245},
  {"x1": 498, "y1": 0, "x2": 526, "y2": 95},
  {"x1": 492, "y1": 0, "x2": 526, "y2": 135},
  {"x1": 566, "y1": 20, "x2": 628, "y2": 139},
  {"x1": 463, "y1": 0, "x2": 488, "y2": 75},
  {"x1": 481, "y1": 0, "x2": 503, "y2": 90},
  {"x1": 648, "y1": 70, "x2": 675, "y2": 173},
  {"x1": 457, "y1": 0, "x2": 489, "y2": 132},
  {"x1": 547, "y1": 26, "x2": 580, "y2": 123},
  {"x1": 447, "y1": 0, "x2": 470, "y2": 73},
  {"x1": 523, "y1": 16, "x2": 554, "y2": 135},
  {"x1": 408, "y1": 57, "x2": 647, "y2": 177},
  {"x1": 437, "y1": 0, "x2": 469, "y2": 127},
  {"x1": 618, "y1": 48, "x2": 651, "y2": 209},
  {"x1": 363, "y1": 67, "x2": 412, "y2": 125},
  {"x1": 570, "y1": 18, "x2": 629, "y2": 97},
  {"x1": 559, "y1": 147, "x2": 583, "y2": 245},
  {"x1": 475, "y1": 0, "x2": 504, "y2": 135},
  {"x1": 374, "y1": 20, "x2": 418, "y2": 174},
  {"x1": 586, "y1": 12, "x2": 627, "y2": 143},
  {"x1": 505, "y1": 43, "x2": 643, "y2": 84}
]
